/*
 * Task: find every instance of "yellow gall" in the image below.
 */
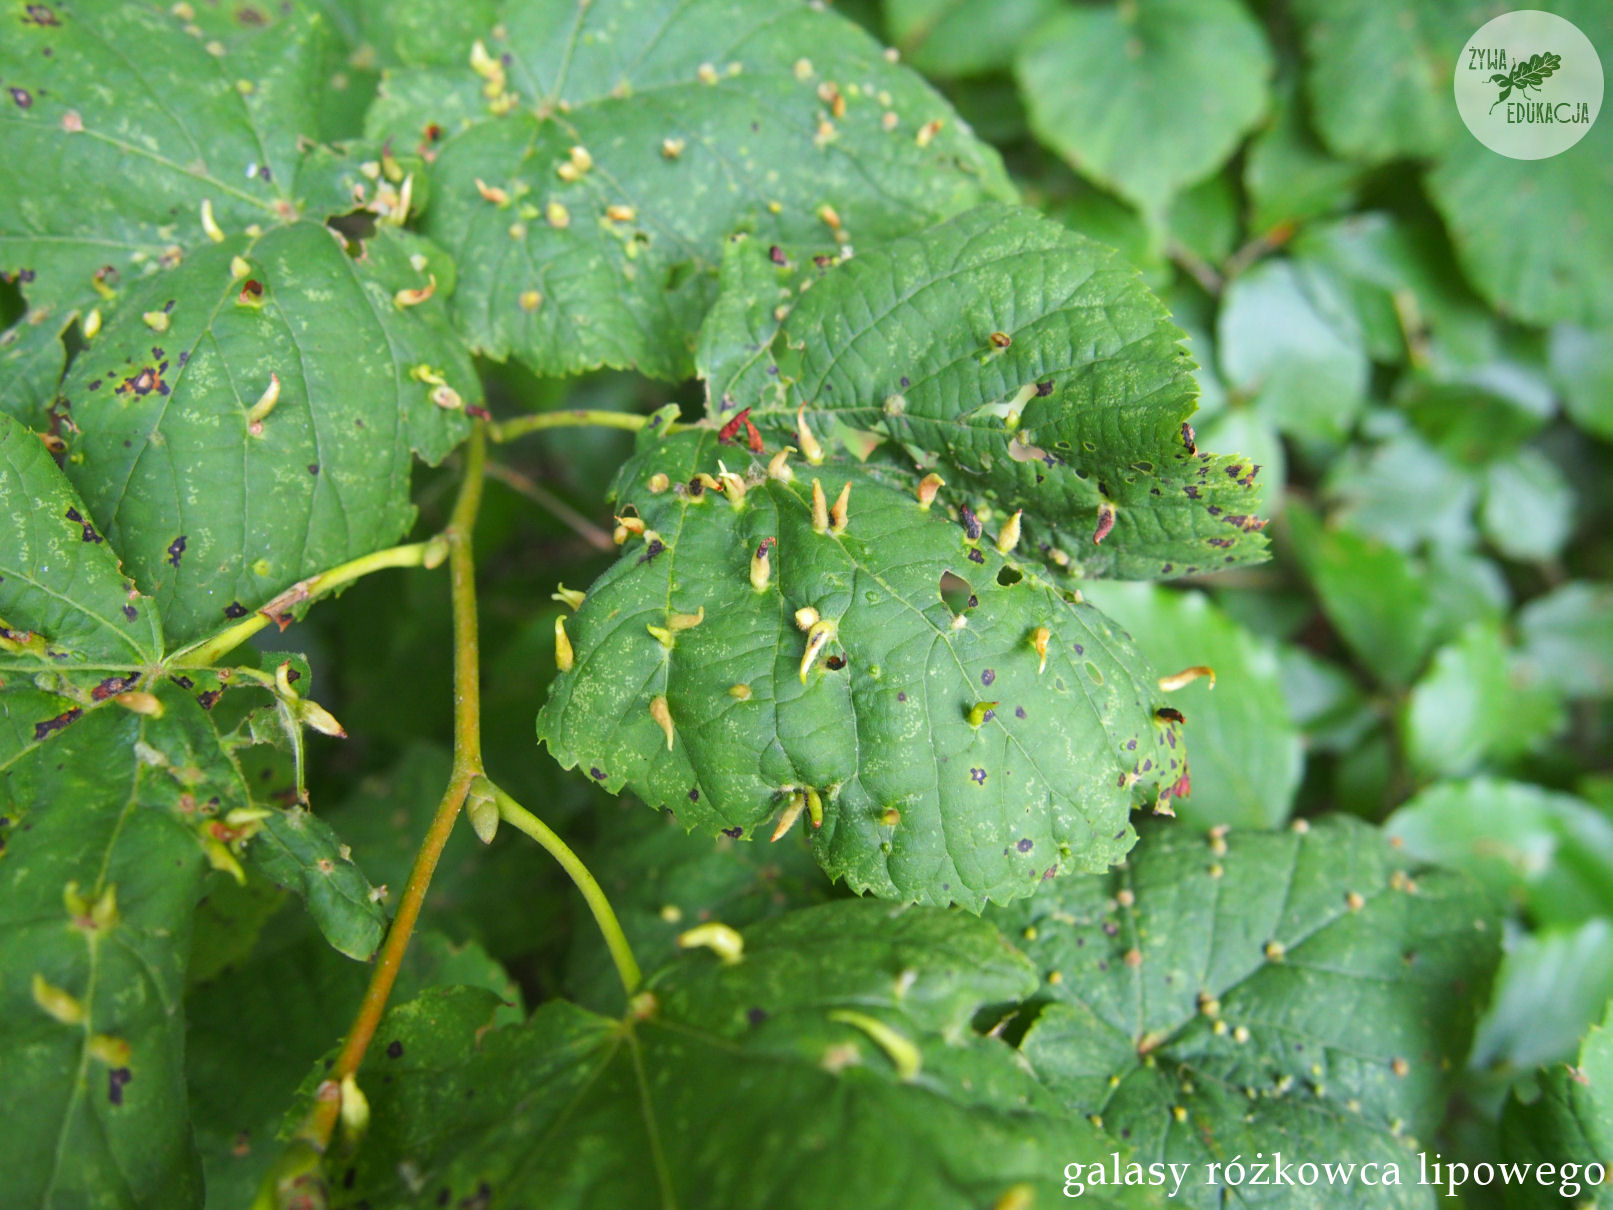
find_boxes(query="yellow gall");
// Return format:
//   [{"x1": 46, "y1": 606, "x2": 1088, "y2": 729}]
[
  {"x1": 554, "y1": 616, "x2": 574, "y2": 671},
  {"x1": 916, "y1": 118, "x2": 943, "y2": 147},
  {"x1": 606, "y1": 204, "x2": 637, "y2": 223},
  {"x1": 519, "y1": 289, "x2": 543, "y2": 312},
  {"x1": 661, "y1": 137, "x2": 685, "y2": 159},
  {"x1": 697, "y1": 62, "x2": 719, "y2": 84},
  {"x1": 547, "y1": 201, "x2": 571, "y2": 228}
]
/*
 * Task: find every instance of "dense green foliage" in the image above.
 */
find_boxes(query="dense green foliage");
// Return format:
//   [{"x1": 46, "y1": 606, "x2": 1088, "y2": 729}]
[{"x1": 1, "y1": 0, "x2": 1609, "y2": 1207}]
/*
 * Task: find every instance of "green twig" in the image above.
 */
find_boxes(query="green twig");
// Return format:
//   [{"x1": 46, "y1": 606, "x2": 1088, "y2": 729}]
[
  {"x1": 490, "y1": 408, "x2": 661, "y2": 443},
  {"x1": 290, "y1": 428, "x2": 488, "y2": 1162},
  {"x1": 169, "y1": 539, "x2": 448, "y2": 668},
  {"x1": 490, "y1": 781, "x2": 642, "y2": 996}
]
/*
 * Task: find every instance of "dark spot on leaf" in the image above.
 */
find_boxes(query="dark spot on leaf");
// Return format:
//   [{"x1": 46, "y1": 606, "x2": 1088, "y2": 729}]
[
  {"x1": 981, "y1": 669, "x2": 995, "y2": 686},
  {"x1": 959, "y1": 505, "x2": 982, "y2": 541},
  {"x1": 825, "y1": 654, "x2": 846, "y2": 670},
  {"x1": 386, "y1": 1041, "x2": 403, "y2": 1058},
  {"x1": 747, "y1": 1007, "x2": 768, "y2": 1025},
  {"x1": 33, "y1": 707, "x2": 82, "y2": 740},
  {"x1": 308, "y1": 463, "x2": 319, "y2": 476},
  {"x1": 122, "y1": 604, "x2": 137, "y2": 621},
  {"x1": 1181, "y1": 422, "x2": 1196, "y2": 454},
  {"x1": 896, "y1": 691, "x2": 907, "y2": 702},
  {"x1": 687, "y1": 788, "x2": 699, "y2": 802},
  {"x1": 769, "y1": 245, "x2": 786, "y2": 265},
  {"x1": 722, "y1": 826, "x2": 742, "y2": 838},
  {"x1": 1126, "y1": 739, "x2": 1137, "y2": 750},
  {"x1": 1207, "y1": 538, "x2": 1233, "y2": 548},
  {"x1": 1183, "y1": 485, "x2": 1199, "y2": 499},
  {"x1": 108, "y1": 1067, "x2": 131, "y2": 1105},
  {"x1": 970, "y1": 767, "x2": 987, "y2": 784},
  {"x1": 900, "y1": 376, "x2": 910, "y2": 388},
  {"x1": 223, "y1": 601, "x2": 248, "y2": 619},
  {"x1": 1103, "y1": 920, "x2": 1119, "y2": 937},
  {"x1": 637, "y1": 539, "x2": 666, "y2": 565},
  {"x1": 967, "y1": 548, "x2": 984, "y2": 564},
  {"x1": 1017, "y1": 838, "x2": 1033, "y2": 853},
  {"x1": 1035, "y1": 380, "x2": 1054, "y2": 396},
  {"x1": 9, "y1": 87, "x2": 31, "y2": 109},
  {"x1": 1015, "y1": 706, "x2": 1026, "y2": 719},
  {"x1": 196, "y1": 689, "x2": 222, "y2": 710},
  {"x1": 92, "y1": 674, "x2": 137, "y2": 701},
  {"x1": 590, "y1": 767, "x2": 606, "y2": 780},
  {"x1": 24, "y1": 4, "x2": 60, "y2": 25},
  {"x1": 1155, "y1": 707, "x2": 1185, "y2": 724},
  {"x1": 1225, "y1": 465, "x2": 1241, "y2": 478},
  {"x1": 167, "y1": 536, "x2": 186, "y2": 567}
]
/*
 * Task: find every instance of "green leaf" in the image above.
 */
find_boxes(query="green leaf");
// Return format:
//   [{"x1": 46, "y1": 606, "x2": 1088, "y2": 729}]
[
  {"x1": 564, "y1": 798, "x2": 838, "y2": 1013},
  {"x1": 1401, "y1": 623, "x2": 1563, "y2": 779},
  {"x1": 1014, "y1": 0, "x2": 1272, "y2": 218},
  {"x1": 366, "y1": 0, "x2": 1012, "y2": 380},
  {"x1": 0, "y1": 307, "x2": 69, "y2": 427},
  {"x1": 332, "y1": 902, "x2": 1145, "y2": 1209},
  {"x1": 1278, "y1": 644, "x2": 1376, "y2": 754},
  {"x1": 883, "y1": 0, "x2": 1062, "y2": 79},
  {"x1": 52, "y1": 223, "x2": 472, "y2": 646},
  {"x1": 539, "y1": 428, "x2": 1189, "y2": 909},
  {"x1": 1549, "y1": 323, "x2": 1613, "y2": 440},
  {"x1": 1005, "y1": 818, "x2": 1500, "y2": 1209},
  {"x1": 1243, "y1": 83, "x2": 1362, "y2": 236},
  {"x1": 0, "y1": 2, "x2": 334, "y2": 314},
  {"x1": 1426, "y1": 6, "x2": 1613, "y2": 329},
  {"x1": 1472, "y1": 920, "x2": 1613, "y2": 1077},
  {"x1": 695, "y1": 234, "x2": 839, "y2": 419},
  {"x1": 0, "y1": 412, "x2": 162, "y2": 666},
  {"x1": 1386, "y1": 778, "x2": 1613, "y2": 927},
  {"x1": 1217, "y1": 258, "x2": 1368, "y2": 443},
  {"x1": 0, "y1": 681, "x2": 264, "y2": 1210},
  {"x1": 246, "y1": 803, "x2": 386, "y2": 961},
  {"x1": 1500, "y1": 1001, "x2": 1613, "y2": 1204},
  {"x1": 1517, "y1": 582, "x2": 1613, "y2": 700},
  {"x1": 1291, "y1": 0, "x2": 1483, "y2": 164},
  {"x1": 1479, "y1": 449, "x2": 1575, "y2": 562},
  {"x1": 743, "y1": 203, "x2": 1269, "y2": 579},
  {"x1": 1321, "y1": 428, "x2": 1478, "y2": 552},
  {"x1": 1287, "y1": 504, "x2": 1436, "y2": 688},
  {"x1": 1080, "y1": 583, "x2": 1302, "y2": 828},
  {"x1": 1289, "y1": 212, "x2": 1509, "y2": 375}
]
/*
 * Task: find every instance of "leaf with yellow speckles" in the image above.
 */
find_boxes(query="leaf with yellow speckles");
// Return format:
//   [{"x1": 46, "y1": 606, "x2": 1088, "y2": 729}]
[
  {"x1": 538, "y1": 428, "x2": 1186, "y2": 909},
  {"x1": 52, "y1": 223, "x2": 473, "y2": 646},
  {"x1": 0, "y1": 2, "x2": 335, "y2": 314},
  {"x1": 735, "y1": 204, "x2": 1269, "y2": 579},
  {"x1": 0, "y1": 683, "x2": 250, "y2": 1210},
  {"x1": 365, "y1": 0, "x2": 1013, "y2": 381},
  {"x1": 324, "y1": 902, "x2": 1154, "y2": 1209},
  {"x1": 998, "y1": 817, "x2": 1500, "y2": 1209}
]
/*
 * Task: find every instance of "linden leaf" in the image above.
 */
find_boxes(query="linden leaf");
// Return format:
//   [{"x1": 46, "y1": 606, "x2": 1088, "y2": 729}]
[
  {"x1": 327, "y1": 903, "x2": 1153, "y2": 1209},
  {"x1": 1003, "y1": 818, "x2": 1500, "y2": 1210},
  {"x1": 735, "y1": 204, "x2": 1269, "y2": 579},
  {"x1": 538, "y1": 429, "x2": 1188, "y2": 910},
  {"x1": 364, "y1": 0, "x2": 1013, "y2": 380}
]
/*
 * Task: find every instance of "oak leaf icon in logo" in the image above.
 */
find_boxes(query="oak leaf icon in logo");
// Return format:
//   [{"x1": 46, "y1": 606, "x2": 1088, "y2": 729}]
[{"x1": 1490, "y1": 51, "x2": 1561, "y2": 112}]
